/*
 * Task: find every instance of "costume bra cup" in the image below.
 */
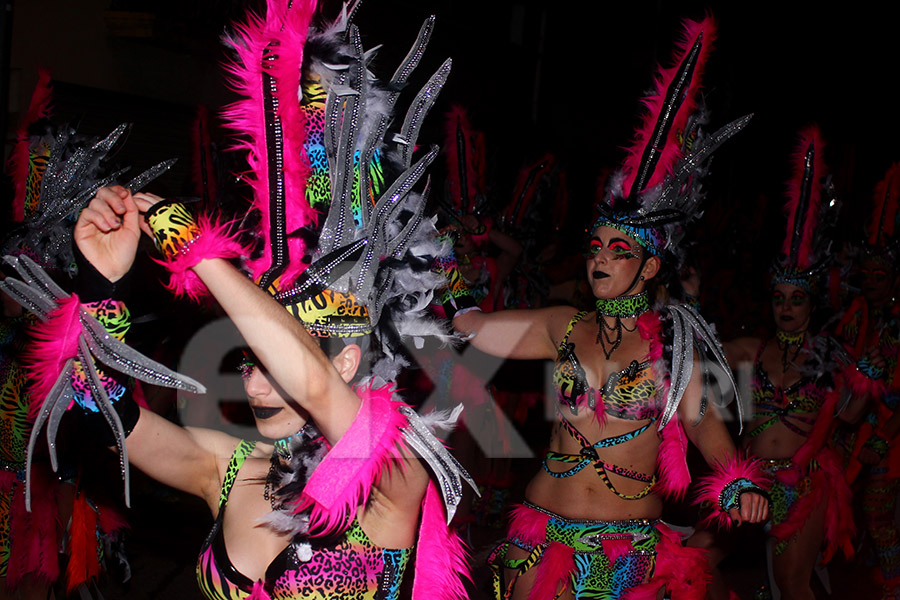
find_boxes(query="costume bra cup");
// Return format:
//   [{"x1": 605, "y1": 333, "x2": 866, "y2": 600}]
[
  {"x1": 748, "y1": 341, "x2": 824, "y2": 439},
  {"x1": 197, "y1": 441, "x2": 412, "y2": 600},
  {"x1": 553, "y1": 311, "x2": 662, "y2": 420}
]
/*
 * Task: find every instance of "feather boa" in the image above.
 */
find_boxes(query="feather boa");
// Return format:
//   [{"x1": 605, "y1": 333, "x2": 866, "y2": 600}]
[
  {"x1": 637, "y1": 310, "x2": 692, "y2": 498},
  {"x1": 768, "y1": 447, "x2": 855, "y2": 564},
  {"x1": 153, "y1": 216, "x2": 251, "y2": 302},
  {"x1": 8, "y1": 69, "x2": 53, "y2": 223},
  {"x1": 619, "y1": 15, "x2": 716, "y2": 197},
  {"x1": 694, "y1": 452, "x2": 769, "y2": 530},
  {"x1": 23, "y1": 295, "x2": 81, "y2": 420},
  {"x1": 781, "y1": 125, "x2": 827, "y2": 269},
  {"x1": 221, "y1": 0, "x2": 319, "y2": 289}
]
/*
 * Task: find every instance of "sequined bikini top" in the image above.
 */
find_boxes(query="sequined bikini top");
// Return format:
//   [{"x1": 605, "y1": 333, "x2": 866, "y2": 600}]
[
  {"x1": 553, "y1": 311, "x2": 662, "y2": 420},
  {"x1": 747, "y1": 341, "x2": 824, "y2": 439}
]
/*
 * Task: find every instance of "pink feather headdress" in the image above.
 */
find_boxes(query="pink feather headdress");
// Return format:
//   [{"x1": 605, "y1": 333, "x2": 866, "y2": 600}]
[
  {"x1": 772, "y1": 124, "x2": 835, "y2": 293},
  {"x1": 594, "y1": 13, "x2": 751, "y2": 262}
]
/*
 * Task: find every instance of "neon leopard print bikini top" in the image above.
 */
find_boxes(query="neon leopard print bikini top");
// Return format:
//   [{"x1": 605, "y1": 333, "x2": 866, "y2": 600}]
[
  {"x1": 545, "y1": 312, "x2": 663, "y2": 500},
  {"x1": 196, "y1": 440, "x2": 412, "y2": 600},
  {"x1": 553, "y1": 311, "x2": 662, "y2": 419},
  {"x1": 747, "y1": 341, "x2": 825, "y2": 439}
]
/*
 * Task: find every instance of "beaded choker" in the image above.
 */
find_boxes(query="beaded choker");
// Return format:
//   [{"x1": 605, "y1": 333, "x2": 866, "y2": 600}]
[
  {"x1": 775, "y1": 328, "x2": 806, "y2": 372},
  {"x1": 595, "y1": 291, "x2": 650, "y2": 359}
]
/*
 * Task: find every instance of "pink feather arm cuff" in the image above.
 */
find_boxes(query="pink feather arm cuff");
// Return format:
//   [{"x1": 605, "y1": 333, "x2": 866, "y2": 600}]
[{"x1": 695, "y1": 453, "x2": 770, "y2": 530}]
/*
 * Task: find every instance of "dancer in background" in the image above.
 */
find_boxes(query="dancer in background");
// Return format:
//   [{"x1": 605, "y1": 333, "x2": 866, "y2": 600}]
[{"x1": 443, "y1": 15, "x2": 769, "y2": 599}]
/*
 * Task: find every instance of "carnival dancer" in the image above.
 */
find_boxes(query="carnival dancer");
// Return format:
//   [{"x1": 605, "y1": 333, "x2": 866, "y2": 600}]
[
  {"x1": 0, "y1": 70, "x2": 173, "y2": 599},
  {"x1": 442, "y1": 15, "x2": 770, "y2": 599},
  {"x1": 712, "y1": 126, "x2": 865, "y2": 600},
  {"x1": 836, "y1": 161, "x2": 900, "y2": 600},
  {"x1": 4, "y1": 1, "x2": 475, "y2": 599}
]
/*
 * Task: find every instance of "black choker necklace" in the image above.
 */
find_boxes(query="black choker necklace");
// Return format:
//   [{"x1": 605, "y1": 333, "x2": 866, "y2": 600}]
[
  {"x1": 775, "y1": 328, "x2": 806, "y2": 372},
  {"x1": 595, "y1": 292, "x2": 650, "y2": 359}
]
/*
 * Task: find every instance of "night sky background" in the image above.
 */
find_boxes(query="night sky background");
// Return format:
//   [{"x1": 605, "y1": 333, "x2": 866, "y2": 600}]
[{"x1": 4, "y1": 0, "x2": 900, "y2": 336}]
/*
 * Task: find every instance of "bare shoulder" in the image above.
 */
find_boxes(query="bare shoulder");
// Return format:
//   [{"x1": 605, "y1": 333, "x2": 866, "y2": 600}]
[
  {"x1": 723, "y1": 336, "x2": 763, "y2": 366},
  {"x1": 184, "y1": 426, "x2": 249, "y2": 462}
]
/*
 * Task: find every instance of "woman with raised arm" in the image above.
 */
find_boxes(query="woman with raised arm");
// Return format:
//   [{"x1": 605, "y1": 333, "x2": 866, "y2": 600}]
[
  {"x1": 439, "y1": 15, "x2": 769, "y2": 600},
  {"x1": 6, "y1": 2, "x2": 474, "y2": 599}
]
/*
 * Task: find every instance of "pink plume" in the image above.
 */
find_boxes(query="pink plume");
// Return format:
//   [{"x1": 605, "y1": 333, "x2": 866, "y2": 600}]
[
  {"x1": 8, "y1": 69, "x2": 53, "y2": 223},
  {"x1": 248, "y1": 580, "x2": 273, "y2": 600},
  {"x1": 600, "y1": 537, "x2": 634, "y2": 565},
  {"x1": 24, "y1": 295, "x2": 82, "y2": 421},
  {"x1": 637, "y1": 311, "x2": 664, "y2": 362},
  {"x1": 507, "y1": 504, "x2": 551, "y2": 548},
  {"x1": 623, "y1": 524, "x2": 709, "y2": 599},
  {"x1": 619, "y1": 15, "x2": 717, "y2": 196},
  {"x1": 695, "y1": 452, "x2": 769, "y2": 530},
  {"x1": 527, "y1": 542, "x2": 574, "y2": 600},
  {"x1": 411, "y1": 483, "x2": 471, "y2": 600},
  {"x1": 791, "y1": 381, "x2": 837, "y2": 468},
  {"x1": 66, "y1": 491, "x2": 100, "y2": 592},
  {"x1": 153, "y1": 216, "x2": 251, "y2": 302},
  {"x1": 781, "y1": 125, "x2": 827, "y2": 268},
  {"x1": 655, "y1": 419, "x2": 691, "y2": 499},
  {"x1": 221, "y1": 0, "x2": 319, "y2": 289},
  {"x1": 869, "y1": 161, "x2": 900, "y2": 246},
  {"x1": 299, "y1": 384, "x2": 409, "y2": 536}
]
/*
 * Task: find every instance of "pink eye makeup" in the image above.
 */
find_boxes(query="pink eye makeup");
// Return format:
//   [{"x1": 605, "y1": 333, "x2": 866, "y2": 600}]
[
  {"x1": 608, "y1": 240, "x2": 636, "y2": 259},
  {"x1": 790, "y1": 292, "x2": 808, "y2": 306},
  {"x1": 588, "y1": 238, "x2": 603, "y2": 255}
]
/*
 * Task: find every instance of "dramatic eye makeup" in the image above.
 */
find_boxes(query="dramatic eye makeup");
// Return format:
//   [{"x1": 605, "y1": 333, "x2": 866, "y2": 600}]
[
  {"x1": 608, "y1": 238, "x2": 637, "y2": 259},
  {"x1": 771, "y1": 291, "x2": 784, "y2": 304},
  {"x1": 239, "y1": 351, "x2": 265, "y2": 379},
  {"x1": 790, "y1": 291, "x2": 808, "y2": 306},
  {"x1": 588, "y1": 238, "x2": 603, "y2": 255}
]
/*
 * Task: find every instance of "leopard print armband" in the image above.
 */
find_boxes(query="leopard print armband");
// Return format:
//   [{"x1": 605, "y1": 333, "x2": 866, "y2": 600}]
[{"x1": 146, "y1": 200, "x2": 201, "y2": 260}]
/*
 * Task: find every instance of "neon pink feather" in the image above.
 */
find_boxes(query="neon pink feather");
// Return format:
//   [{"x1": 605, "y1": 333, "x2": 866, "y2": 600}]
[
  {"x1": 600, "y1": 537, "x2": 634, "y2": 565},
  {"x1": 694, "y1": 452, "x2": 769, "y2": 530},
  {"x1": 655, "y1": 419, "x2": 691, "y2": 499},
  {"x1": 527, "y1": 541, "x2": 574, "y2": 600},
  {"x1": 248, "y1": 580, "x2": 273, "y2": 600},
  {"x1": 411, "y1": 483, "x2": 471, "y2": 600},
  {"x1": 298, "y1": 383, "x2": 409, "y2": 536},
  {"x1": 8, "y1": 69, "x2": 53, "y2": 223},
  {"x1": 619, "y1": 15, "x2": 717, "y2": 197},
  {"x1": 781, "y1": 125, "x2": 827, "y2": 268},
  {"x1": 153, "y1": 216, "x2": 251, "y2": 302},
  {"x1": 791, "y1": 381, "x2": 837, "y2": 468},
  {"x1": 221, "y1": 0, "x2": 319, "y2": 289},
  {"x1": 769, "y1": 448, "x2": 854, "y2": 564},
  {"x1": 623, "y1": 524, "x2": 709, "y2": 599},
  {"x1": 507, "y1": 503, "x2": 551, "y2": 548},
  {"x1": 23, "y1": 295, "x2": 81, "y2": 421}
]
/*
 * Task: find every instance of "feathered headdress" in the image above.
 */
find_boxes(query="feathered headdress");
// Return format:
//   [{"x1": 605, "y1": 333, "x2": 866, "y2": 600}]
[
  {"x1": 772, "y1": 125, "x2": 836, "y2": 293},
  {"x1": 2, "y1": 73, "x2": 175, "y2": 275},
  {"x1": 864, "y1": 161, "x2": 900, "y2": 264},
  {"x1": 222, "y1": 0, "x2": 453, "y2": 381},
  {"x1": 594, "y1": 15, "x2": 751, "y2": 262}
]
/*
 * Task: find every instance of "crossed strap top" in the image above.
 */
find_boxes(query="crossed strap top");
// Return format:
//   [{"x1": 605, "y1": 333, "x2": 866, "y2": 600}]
[
  {"x1": 553, "y1": 311, "x2": 662, "y2": 419},
  {"x1": 747, "y1": 342, "x2": 825, "y2": 439},
  {"x1": 196, "y1": 440, "x2": 411, "y2": 600},
  {"x1": 546, "y1": 312, "x2": 662, "y2": 500}
]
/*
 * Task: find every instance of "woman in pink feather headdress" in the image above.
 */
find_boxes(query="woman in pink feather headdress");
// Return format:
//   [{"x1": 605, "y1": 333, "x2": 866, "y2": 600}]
[
  {"x1": 8, "y1": 1, "x2": 478, "y2": 599},
  {"x1": 699, "y1": 125, "x2": 866, "y2": 599},
  {"x1": 442, "y1": 13, "x2": 770, "y2": 600}
]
